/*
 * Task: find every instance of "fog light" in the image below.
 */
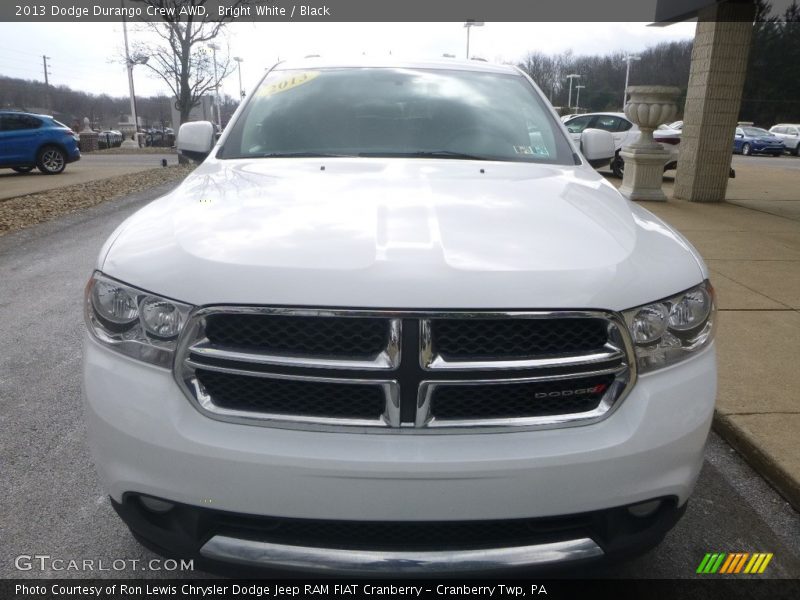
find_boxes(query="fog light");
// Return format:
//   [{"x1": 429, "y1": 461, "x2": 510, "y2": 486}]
[
  {"x1": 627, "y1": 500, "x2": 662, "y2": 518},
  {"x1": 139, "y1": 496, "x2": 174, "y2": 513}
]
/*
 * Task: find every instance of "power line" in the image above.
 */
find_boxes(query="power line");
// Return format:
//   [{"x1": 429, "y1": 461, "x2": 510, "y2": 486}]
[{"x1": 0, "y1": 45, "x2": 48, "y2": 58}]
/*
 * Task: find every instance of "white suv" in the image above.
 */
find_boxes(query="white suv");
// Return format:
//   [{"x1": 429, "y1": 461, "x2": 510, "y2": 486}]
[
  {"x1": 769, "y1": 124, "x2": 800, "y2": 155},
  {"x1": 83, "y1": 59, "x2": 717, "y2": 575}
]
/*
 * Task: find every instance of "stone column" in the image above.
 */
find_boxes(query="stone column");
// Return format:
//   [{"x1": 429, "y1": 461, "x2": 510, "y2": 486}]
[
  {"x1": 78, "y1": 117, "x2": 99, "y2": 153},
  {"x1": 618, "y1": 86, "x2": 679, "y2": 202},
  {"x1": 673, "y1": 1, "x2": 756, "y2": 202}
]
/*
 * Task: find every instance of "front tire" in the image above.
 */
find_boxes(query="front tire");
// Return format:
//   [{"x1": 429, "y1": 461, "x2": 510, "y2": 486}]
[
  {"x1": 794, "y1": 145, "x2": 800, "y2": 157},
  {"x1": 12, "y1": 166, "x2": 34, "y2": 174},
  {"x1": 37, "y1": 146, "x2": 66, "y2": 175},
  {"x1": 742, "y1": 143, "x2": 752, "y2": 156}
]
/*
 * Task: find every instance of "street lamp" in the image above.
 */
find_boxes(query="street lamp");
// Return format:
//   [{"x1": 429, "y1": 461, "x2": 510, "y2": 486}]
[
  {"x1": 233, "y1": 56, "x2": 245, "y2": 99},
  {"x1": 464, "y1": 20, "x2": 484, "y2": 59},
  {"x1": 566, "y1": 74, "x2": 580, "y2": 109},
  {"x1": 575, "y1": 85, "x2": 586, "y2": 111},
  {"x1": 622, "y1": 54, "x2": 641, "y2": 109},
  {"x1": 207, "y1": 42, "x2": 222, "y2": 128}
]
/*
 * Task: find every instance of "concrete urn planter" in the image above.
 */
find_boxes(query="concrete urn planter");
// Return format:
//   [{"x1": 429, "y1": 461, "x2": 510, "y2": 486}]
[
  {"x1": 619, "y1": 86, "x2": 681, "y2": 202},
  {"x1": 624, "y1": 86, "x2": 680, "y2": 149}
]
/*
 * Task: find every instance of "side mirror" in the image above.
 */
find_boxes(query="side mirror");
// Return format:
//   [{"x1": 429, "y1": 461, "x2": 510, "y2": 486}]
[
  {"x1": 580, "y1": 128, "x2": 616, "y2": 168},
  {"x1": 735, "y1": 133, "x2": 744, "y2": 138},
  {"x1": 177, "y1": 121, "x2": 215, "y2": 162}
]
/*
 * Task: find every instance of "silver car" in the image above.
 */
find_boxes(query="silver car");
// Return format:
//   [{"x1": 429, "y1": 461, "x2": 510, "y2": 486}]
[{"x1": 769, "y1": 124, "x2": 800, "y2": 156}]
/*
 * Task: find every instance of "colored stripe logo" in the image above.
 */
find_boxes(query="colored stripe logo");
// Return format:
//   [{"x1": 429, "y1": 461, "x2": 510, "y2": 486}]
[{"x1": 696, "y1": 552, "x2": 773, "y2": 574}]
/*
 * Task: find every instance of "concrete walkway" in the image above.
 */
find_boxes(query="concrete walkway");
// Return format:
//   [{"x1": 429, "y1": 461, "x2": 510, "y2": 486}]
[{"x1": 613, "y1": 160, "x2": 800, "y2": 511}]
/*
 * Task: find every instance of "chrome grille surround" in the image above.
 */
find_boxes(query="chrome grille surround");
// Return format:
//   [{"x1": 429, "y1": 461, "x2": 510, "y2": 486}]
[{"x1": 174, "y1": 307, "x2": 637, "y2": 434}]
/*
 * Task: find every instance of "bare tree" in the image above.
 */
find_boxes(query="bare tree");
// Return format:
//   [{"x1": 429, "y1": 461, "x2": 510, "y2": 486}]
[{"x1": 130, "y1": 0, "x2": 253, "y2": 125}]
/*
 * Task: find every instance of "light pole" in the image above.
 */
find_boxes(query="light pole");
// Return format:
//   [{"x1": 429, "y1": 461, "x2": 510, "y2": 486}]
[
  {"x1": 233, "y1": 56, "x2": 245, "y2": 99},
  {"x1": 575, "y1": 85, "x2": 585, "y2": 111},
  {"x1": 622, "y1": 54, "x2": 640, "y2": 109},
  {"x1": 207, "y1": 42, "x2": 222, "y2": 128},
  {"x1": 121, "y1": 0, "x2": 147, "y2": 147},
  {"x1": 566, "y1": 74, "x2": 580, "y2": 109},
  {"x1": 464, "y1": 20, "x2": 484, "y2": 59}
]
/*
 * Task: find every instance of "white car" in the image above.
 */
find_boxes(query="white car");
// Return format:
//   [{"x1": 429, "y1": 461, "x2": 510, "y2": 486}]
[
  {"x1": 769, "y1": 124, "x2": 800, "y2": 155},
  {"x1": 564, "y1": 112, "x2": 681, "y2": 177},
  {"x1": 83, "y1": 59, "x2": 716, "y2": 575}
]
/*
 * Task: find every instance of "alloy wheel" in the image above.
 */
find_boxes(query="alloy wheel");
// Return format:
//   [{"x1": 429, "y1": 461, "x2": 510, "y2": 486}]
[{"x1": 39, "y1": 148, "x2": 65, "y2": 174}]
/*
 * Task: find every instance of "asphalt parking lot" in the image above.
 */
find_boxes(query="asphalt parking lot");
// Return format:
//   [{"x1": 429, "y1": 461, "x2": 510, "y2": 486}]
[
  {"x1": 0, "y1": 152, "x2": 178, "y2": 201},
  {"x1": 1, "y1": 180, "x2": 799, "y2": 579}
]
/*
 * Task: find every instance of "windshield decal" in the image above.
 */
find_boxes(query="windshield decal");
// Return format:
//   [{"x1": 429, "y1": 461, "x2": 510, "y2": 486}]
[{"x1": 257, "y1": 71, "x2": 320, "y2": 97}]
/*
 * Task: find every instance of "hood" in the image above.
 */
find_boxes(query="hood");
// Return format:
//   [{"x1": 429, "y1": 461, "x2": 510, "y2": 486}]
[{"x1": 102, "y1": 158, "x2": 704, "y2": 311}]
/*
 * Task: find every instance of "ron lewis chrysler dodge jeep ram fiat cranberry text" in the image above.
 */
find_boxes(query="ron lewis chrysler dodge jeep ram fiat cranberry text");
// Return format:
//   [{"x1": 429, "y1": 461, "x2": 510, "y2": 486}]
[{"x1": 83, "y1": 58, "x2": 716, "y2": 574}]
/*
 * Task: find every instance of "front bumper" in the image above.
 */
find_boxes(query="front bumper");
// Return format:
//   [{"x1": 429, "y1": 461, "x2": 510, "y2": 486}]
[
  {"x1": 752, "y1": 142, "x2": 784, "y2": 154},
  {"x1": 84, "y1": 335, "x2": 715, "y2": 569},
  {"x1": 112, "y1": 494, "x2": 686, "y2": 574}
]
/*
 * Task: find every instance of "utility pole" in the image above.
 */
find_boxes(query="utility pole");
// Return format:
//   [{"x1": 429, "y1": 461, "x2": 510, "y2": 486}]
[
  {"x1": 42, "y1": 55, "x2": 50, "y2": 86},
  {"x1": 208, "y1": 42, "x2": 222, "y2": 128},
  {"x1": 42, "y1": 55, "x2": 52, "y2": 109}
]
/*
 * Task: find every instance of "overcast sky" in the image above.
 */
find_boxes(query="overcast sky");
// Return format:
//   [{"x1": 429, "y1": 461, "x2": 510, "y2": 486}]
[{"x1": 0, "y1": 21, "x2": 697, "y2": 100}]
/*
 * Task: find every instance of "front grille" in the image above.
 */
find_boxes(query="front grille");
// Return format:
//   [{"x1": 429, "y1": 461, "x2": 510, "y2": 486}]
[
  {"x1": 176, "y1": 308, "x2": 634, "y2": 432},
  {"x1": 195, "y1": 370, "x2": 386, "y2": 419},
  {"x1": 205, "y1": 313, "x2": 389, "y2": 358},
  {"x1": 430, "y1": 374, "x2": 615, "y2": 421},
  {"x1": 431, "y1": 318, "x2": 609, "y2": 360}
]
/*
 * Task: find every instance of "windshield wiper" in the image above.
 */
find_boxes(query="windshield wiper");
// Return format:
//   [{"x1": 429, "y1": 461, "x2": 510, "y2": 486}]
[{"x1": 358, "y1": 150, "x2": 492, "y2": 161}]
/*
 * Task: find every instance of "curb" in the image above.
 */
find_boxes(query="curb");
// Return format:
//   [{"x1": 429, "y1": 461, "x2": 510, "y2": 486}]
[{"x1": 713, "y1": 412, "x2": 800, "y2": 513}]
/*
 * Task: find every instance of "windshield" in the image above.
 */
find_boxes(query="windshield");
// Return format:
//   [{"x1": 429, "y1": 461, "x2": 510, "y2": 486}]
[
  {"x1": 742, "y1": 127, "x2": 770, "y2": 137},
  {"x1": 219, "y1": 67, "x2": 574, "y2": 164}
]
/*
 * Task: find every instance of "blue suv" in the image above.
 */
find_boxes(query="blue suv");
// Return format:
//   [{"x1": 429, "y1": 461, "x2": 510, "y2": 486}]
[{"x1": 0, "y1": 111, "x2": 81, "y2": 174}]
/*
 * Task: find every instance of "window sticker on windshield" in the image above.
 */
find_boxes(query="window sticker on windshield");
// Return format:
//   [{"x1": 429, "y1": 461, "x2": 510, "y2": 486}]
[
  {"x1": 514, "y1": 145, "x2": 550, "y2": 157},
  {"x1": 258, "y1": 72, "x2": 320, "y2": 97}
]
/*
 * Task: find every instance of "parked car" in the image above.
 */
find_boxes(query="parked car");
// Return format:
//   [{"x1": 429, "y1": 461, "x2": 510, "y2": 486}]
[
  {"x1": 0, "y1": 111, "x2": 81, "y2": 174},
  {"x1": 98, "y1": 130, "x2": 123, "y2": 149},
  {"x1": 769, "y1": 124, "x2": 800, "y2": 156},
  {"x1": 84, "y1": 59, "x2": 716, "y2": 575},
  {"x1": 733, "y1": 126, "x2": 784, "y2": 156},
  {"x1": 563, "y1": 112, "x2": 680, "y2": 177}
]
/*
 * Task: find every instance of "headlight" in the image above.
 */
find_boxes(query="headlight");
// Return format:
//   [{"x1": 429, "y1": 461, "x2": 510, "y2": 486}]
[
  {"x1": 623, "y1": 281, "x2": 716, "y2": 373},
  {"x1": 91, "y1": 280, "x2": 139, "y2": 326},
  {"x1": 84, "y1": 272, "x2": 193, "y2": 367}
]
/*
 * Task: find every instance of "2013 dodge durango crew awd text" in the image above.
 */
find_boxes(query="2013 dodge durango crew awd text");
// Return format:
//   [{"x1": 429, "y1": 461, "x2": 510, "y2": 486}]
[{"x1": 83, "y1": 59, "x2": 717, "y2": 574}]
